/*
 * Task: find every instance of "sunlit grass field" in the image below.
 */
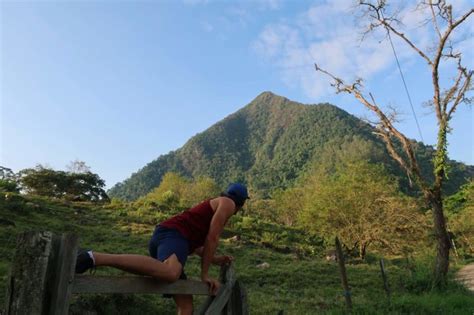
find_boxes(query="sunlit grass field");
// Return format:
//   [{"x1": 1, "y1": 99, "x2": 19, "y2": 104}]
[{"x1": 1, "y1": 194, "x2": 473, "y2": 314}]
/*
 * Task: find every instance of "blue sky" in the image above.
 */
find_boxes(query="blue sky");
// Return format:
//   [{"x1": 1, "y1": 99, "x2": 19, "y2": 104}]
[{"x1": 1, "y1": 0, "x2": 473, "y2": 189}]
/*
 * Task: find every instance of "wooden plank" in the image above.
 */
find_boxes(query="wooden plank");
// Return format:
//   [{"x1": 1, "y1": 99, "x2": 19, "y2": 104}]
[
  {"x1": 226, "y1": 280, "x2": 249, "y2": 315},
  {"x1": 239, "y1": 281, "x2": 249, "y2": 315},
  {"x1": 223, "y1": 265, "x2": 235, "y2": 286},
  {"x1": 226, "y1": 280, "x2": 240, "y2": 315},
  {"x1": 49, "y1": 233, "x2": 79, "y2": 315},
  {"x1": 225, "y1": 286, "x2": 234, "y2": 315},
  {"x1": 225, "y1": 266, "x2": 236, "y2": 315},
  {"x1": 72, "y1": 276, "x2": 211, "y2": 295},
  {"x1": 335, "y1": 236, "x2": 352, "y2": 310},
  {"x1": 194, "y1": 296, "x2": 214, "y2": 315},
  {"x1": 204, "y1": 282, "x2": 234, "y2": 315},
  {"x1": 205, "y1": 266, "x2": 235, "y2": 315},
  {"x1": 196, "y1": 264, "x2": 232, "y2": 315},
  {"x1": 5, "y1": 231, "x2": 56, "y2": 315},
  {"x1": 228, "y1": 280, "x2": 250, "y2": 315}
]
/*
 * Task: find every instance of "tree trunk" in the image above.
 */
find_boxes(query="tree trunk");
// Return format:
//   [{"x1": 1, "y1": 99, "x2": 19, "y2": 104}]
[
  {"x1": 429, "y1": 192, "x2": 451, "y2": 288},
  {"x1": 359, "y1": 242, "x2": 367, "y2": 260}
]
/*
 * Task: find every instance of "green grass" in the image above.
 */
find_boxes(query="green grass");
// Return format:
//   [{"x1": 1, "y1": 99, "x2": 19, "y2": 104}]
[{"x1": 1, "y1": 194, "x2": 473, "y2": 314}]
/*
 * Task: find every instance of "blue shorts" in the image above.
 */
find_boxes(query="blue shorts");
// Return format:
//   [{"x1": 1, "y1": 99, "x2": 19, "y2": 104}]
[{"x1": 148, "y1": 225, "x2": 189, "y2": 281}]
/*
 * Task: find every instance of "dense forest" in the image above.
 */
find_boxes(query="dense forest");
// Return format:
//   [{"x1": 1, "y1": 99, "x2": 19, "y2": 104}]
[{"x1": 108, "y1": 92, "x2": 473, "y2": 201}]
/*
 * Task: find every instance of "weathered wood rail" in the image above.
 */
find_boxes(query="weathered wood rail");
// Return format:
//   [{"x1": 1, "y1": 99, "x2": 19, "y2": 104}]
[{"x1": 4, "y1": 231, "x2": 248, "y2": 315}]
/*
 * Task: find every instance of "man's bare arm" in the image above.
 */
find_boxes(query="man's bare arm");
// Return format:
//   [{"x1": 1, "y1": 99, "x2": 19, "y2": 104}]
[
  {"x1": 200, "y1": 197, "x2": 235, "y2": 279},
  {"x1": 194, "y1": 246, "x2": 234, "y2": 266}
]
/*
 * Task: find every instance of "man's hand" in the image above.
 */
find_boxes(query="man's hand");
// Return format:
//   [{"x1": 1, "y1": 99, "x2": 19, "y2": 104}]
[
  {"x1": 201, "y1": 275, "x2": 221, "y2": 295},
  {"x1": 212, "y1": 255, "x2": 234, "y2": 266}
]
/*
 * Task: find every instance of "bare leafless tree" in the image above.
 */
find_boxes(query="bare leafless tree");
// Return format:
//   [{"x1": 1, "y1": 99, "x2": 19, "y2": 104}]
[{"x1": 315, "y1": 0, "x2": 473, "y2": 287}]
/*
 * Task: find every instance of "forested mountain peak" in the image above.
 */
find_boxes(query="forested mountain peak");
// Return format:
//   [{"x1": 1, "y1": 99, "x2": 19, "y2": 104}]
[
  {"x1": 108, "y1": 92, "x2": 472, "y2": 201},
  {"x1": 249, "y1": 91, "x2": 291, "y2": 106}
]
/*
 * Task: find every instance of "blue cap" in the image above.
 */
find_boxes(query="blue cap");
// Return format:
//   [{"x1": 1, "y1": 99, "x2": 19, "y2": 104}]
[{"x1": 225, "y1": 183, "x2": 249, "y2": 202}]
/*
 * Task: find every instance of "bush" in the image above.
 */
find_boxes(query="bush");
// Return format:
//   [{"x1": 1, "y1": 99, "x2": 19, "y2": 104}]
[
  {"x1": 0, "y1": 192, "x2": 28, "y2": 214},
  {"x1": 399, "y1": 255, "x2": 435, "y2": 293},
  {"x1": 261, "y1": 231, "x2": 279, "y2": 245},
  {"x1": 0, "y1": 180, "x2": 19, "y2": 193}
]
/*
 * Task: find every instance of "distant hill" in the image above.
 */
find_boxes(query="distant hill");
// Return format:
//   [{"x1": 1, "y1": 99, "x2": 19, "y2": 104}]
[{"x1": 108, "y1": 92, "x2": 473, "y2": 200}]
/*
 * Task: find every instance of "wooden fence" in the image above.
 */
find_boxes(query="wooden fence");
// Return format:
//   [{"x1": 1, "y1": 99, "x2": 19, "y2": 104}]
[{"x1": 4, "y1": 231, "x2": 248, "y2": 315}]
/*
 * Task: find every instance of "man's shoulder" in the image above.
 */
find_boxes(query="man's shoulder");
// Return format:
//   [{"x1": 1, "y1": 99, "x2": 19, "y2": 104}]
[{"x1": 211, "y1": 196, "x2": 236, "y2": 211}]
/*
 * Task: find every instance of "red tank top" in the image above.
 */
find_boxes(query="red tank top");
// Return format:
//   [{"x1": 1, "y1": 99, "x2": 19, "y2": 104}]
[{"x1": 159, "y1": 199, "x2": 215, "y2": 253}]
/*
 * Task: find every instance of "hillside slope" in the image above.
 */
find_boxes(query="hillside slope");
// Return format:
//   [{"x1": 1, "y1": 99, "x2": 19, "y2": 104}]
[
  {"x1": 108, "y1": 92, "x2": 473, "y2": 200},
  {"x1": 1, "y1": 195, "x2": 473, "y2": 314}
]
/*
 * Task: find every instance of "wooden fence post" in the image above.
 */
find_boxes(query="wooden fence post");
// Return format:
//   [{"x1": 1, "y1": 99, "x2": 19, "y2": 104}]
[
  {"x1": 4, "y1": 231, "x2": 78, "y2": 315},
  {"x1": 195, "y1": 265, "x2": 229, "y2": 315},
  {"x1": 225, "y1": 280, "x2": 249, "y2": 315},
  {"x1": 379, "y1": 258, "x2": 391, "y2": 302},
  {"x1": 335, "y1": 236, "x2": 352, "y2": 311},
  {"x1": 49, "y1": 233, "x2": 79, "y2": 314},
  {"x1": 238, "y1": 281, "x2": 249, "y2": 315},
  {"x1": 196, "y1": 264, "x2": 242, "y2": 315},
  {"x1": 204, "y1": 265, "x2": 235, "y2": 315}
]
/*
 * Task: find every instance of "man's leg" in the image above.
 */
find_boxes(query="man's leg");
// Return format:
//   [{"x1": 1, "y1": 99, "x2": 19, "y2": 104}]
[
  {"x1": 173, "y1": 294, "x2": 193, "y2": 315},
  {"x1": 93, "y1": 252, "x2": 182, "y2": 282}
]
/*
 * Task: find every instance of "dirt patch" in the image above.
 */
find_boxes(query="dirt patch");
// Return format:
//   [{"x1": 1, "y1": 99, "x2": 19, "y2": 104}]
[{"x1": 457, "y1": 264, "x2": 474, "y2": 292}]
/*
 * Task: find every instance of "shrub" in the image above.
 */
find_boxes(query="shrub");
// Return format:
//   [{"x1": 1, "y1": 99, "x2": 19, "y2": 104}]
[
  {"x1": 0, "y1": 192, "x2": 27, "y2": 213},
  {"x1": 0, "y1": 180, "x2": 19, "y2": 193}
]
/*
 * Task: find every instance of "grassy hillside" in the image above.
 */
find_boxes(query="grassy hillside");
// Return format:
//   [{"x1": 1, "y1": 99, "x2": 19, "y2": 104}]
[
  {"x1": 1, "y1": 194, "x2": 473, "y2": 314},
  {"x1": 108, "y1": 92, "x2": 473, "y2": 201}
]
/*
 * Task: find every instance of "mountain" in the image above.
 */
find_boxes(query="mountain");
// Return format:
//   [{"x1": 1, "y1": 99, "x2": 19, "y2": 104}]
[{"x1": 108, "y1": 92, "x2": 473, "y2": 201}]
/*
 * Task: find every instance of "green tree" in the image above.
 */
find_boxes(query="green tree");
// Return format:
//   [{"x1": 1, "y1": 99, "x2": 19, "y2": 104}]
[
  {"x1": 154, "y1": 172, "x2": 189, "y2": 198},
  {"x1": 298, "y1": 158, "x2": 426, "y2": 259},
  {"x1": 316, "y1": 0, "x2": 473, "y2": 286},
  {"x1": 0, "y1": 166, "x2": 19, "y2": 193},
  {"x1": 140, "y1": 172, "x2": 190, "y2": 209},
  {"x1": 183, "y1": 176, "x2": 220, "y2": 206},
  {"x1": 19, "y1": 164, "x2": 109, "y2": 202},
  {"x1": 245, "y1": 198, "x2": 277, "y2": 221},
  {"x1": 19, "y1": 165, "x2": 66, "y2": 198},
  {"x1": 66, "y1": 172, "x2": 110, "y2": 202},
  {"x1": 273, "y1": 187, "x2": 304, "y2": 226},
  {"x1": 139, "y1": 173, "x2": 221, "y2": 210},
  {"x1": 0, "y1": 166, "x2": 16, "y2": 180},
  {"x1": 275, "y1": 136, "x2": 393, "y2": 228}
]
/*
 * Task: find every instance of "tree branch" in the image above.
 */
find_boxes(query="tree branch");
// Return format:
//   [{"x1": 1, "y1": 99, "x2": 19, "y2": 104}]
[
  {"x1": 443, "y1": 64, "x2": 464, "y2": 113},
  {"x1": 359, "y1": 1, "x2": 433, "y2": 66},
  {"x1": 447, "y1": 70, "x2": 472, "y2": 120},
  {"x1": 431, "y1": 7, "x2": 473, "y2": 122},
  {"x1": 428, "y1": 0, "x2": 443, "y2": 39},
  {"x1": 450, "y1": 8, "x2": 473, "y2": 30},
  {"x1": 373, "y1": 129, "x2": 414, "y2": 186},
  {"x1": 315, "y1": 64, "x2": 429, "y2": 192}
]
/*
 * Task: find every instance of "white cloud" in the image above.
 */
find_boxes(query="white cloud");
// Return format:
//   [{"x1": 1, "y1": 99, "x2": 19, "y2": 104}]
[
  {"x1": 253, "y1": 24, "x2": 301, "y2": 59},
  {"x1": 253, "y1": 0, "x2": 473, "y2": 101}
]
